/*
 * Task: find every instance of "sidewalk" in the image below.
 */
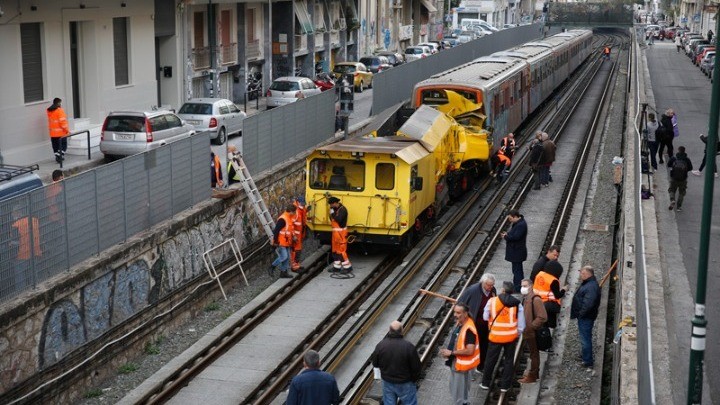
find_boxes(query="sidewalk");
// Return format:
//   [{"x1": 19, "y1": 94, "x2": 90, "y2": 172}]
[{"x1": 35, "y1": 97, "x2": 270, "y2": 185}]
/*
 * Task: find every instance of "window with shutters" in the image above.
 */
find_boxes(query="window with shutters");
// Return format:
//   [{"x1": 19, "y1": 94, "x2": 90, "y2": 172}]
[
  {"x1": 247, "y1": 9, "x2": 256, "y2": 41},
  {"x1": 113, "y1": 17, "x2": 130, "y2": 86},
  {"x1": 21, "y1": 23, "x2": 44, "y2": 103},
  {"x1": 194, "y1": 12, "x2": 205, "y2": 47}
]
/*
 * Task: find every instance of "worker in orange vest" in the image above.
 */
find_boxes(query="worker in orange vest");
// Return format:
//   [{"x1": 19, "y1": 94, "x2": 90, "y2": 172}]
[
  {"x1": 211, "y1": 152, "x2": 223, "y2": 188},
  {"x1": 46, "y1": 98, "x2": 70, "y2": 163},
  {"x1": 499, "y1": 133, "x2": 517, "y2": 159},
  {"x1": 533, "y1": 260, "x2": 567, "y2": 328},
  {"x1": 291, "y1": 196, "x2": 307, "y2": 271},
  {"x1": 480, "y1": 281, "x2": 525, "y2": 392},
  {"x1": 328, "y1": 196, "x2": 352, "y2": 273},
  {"x1": 270, "y1": 204, "x2": 296, "y2": 279},
  {"x1": 440, "y1": 303, "x2": 480, "y2": 405},
  {"x1": 603, "y1": 46, "x2": 611, "y2": 60},
  {"x1": 491, "y1": 149, "x2": 512, "y2": 183},
  {"x1": 11, "y1": 206, "x2": 42, "y2": 291}
]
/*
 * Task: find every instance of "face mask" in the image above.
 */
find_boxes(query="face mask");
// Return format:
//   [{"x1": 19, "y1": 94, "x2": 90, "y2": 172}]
[{"x1": 520, "y1": 286, "x2": 530, "y2": 295}]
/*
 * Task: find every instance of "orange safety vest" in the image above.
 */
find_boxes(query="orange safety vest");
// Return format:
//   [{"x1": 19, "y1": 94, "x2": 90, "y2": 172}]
[
  {"x1": 487, "y1": 297, "x2": 518, "y2": 344},
  {"x1": 12, "y1": 217, "x2": 42, "y2": 260},
  {"x1": 213, "y1": 154, "x2": 223, "y2": 185},
  {"x1": 47, "y1": 107, "x2": 70, "y2": 138},
  {"x1": 533, "y1": 271, "x2": 561, "y2": 304},
  {"x1": 277, "y1": 212, "x2": 295, "y2": 247},
  {"x1": 604, "y1": 47, "x2": 610, "y2": 55},
  {"x1": 293, "y1": 201, "x2": 306, "y2": 241},
  {"x1": 454, "y1": 317, "x2": 481, "y2": 371},
  {"x1": 501, "y1": 137, "x2": 516, "y2": 152},
  {"x1": 497, "y1": 153, "x2": 511, "y2": 167}
]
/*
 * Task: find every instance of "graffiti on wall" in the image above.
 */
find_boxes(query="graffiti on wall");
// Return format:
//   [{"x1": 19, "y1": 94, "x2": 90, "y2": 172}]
[{"x1": 38, "y1": 259, "x2": 159, "y2": 368}]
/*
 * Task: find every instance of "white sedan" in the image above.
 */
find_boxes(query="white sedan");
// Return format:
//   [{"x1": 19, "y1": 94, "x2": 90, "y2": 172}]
[
  {"x1": 266, "y1": 77, "x2": 322, "y2": 109},
  {"x1": 177, "y1": 98, "x2": 246, "y2": 145}
]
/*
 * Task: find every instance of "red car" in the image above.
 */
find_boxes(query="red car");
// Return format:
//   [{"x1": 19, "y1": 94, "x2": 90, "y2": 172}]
[{"x1": 696, "y1": 47, "x2": 715, "y2": 65}]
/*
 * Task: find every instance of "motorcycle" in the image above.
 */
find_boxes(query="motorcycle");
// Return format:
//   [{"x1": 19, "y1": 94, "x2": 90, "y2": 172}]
[
  {"x1": 246, "y1": 69, "x2": 262, "y2": 100},
  {"x1": 313, "y1": 72, "x2": 336, "y2": 92}
]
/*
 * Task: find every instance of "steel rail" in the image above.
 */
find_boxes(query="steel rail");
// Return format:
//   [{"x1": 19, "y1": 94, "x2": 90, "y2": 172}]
[{"x1": 494, "y1": 34, "x2": 628, "y2": 405}]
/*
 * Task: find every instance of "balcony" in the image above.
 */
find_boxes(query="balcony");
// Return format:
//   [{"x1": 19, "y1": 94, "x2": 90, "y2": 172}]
[
  {"x1": 246, "y1": 39, "x2": 261, "y2": 60},
  {"x1": 219, "y1": 43, "x2": 238, "y2": 65},
  {"x1": 192, "y1": 46, "x2": 211, "y2": 69},
  {"x1": 295, "y1": 34, "x2": 308, "y2": 52},
  {"x1": 315, "y1": 32, "x2": 326, "y2": 49},
  {"x1": 330, "y1": 31, "x2": 340, "y2": 48}
]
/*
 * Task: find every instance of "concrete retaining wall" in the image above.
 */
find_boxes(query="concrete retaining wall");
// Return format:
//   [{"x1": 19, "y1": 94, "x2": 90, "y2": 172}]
[{"x1": 0, "y1": 155, "x2": 309, "y2": 399}]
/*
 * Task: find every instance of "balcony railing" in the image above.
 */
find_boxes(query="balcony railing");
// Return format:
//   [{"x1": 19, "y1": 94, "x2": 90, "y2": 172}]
[
  {"x1": 219, "y1": 43, "x2": 238, "y2": 65},
  {"x1": 295, "y1": 34, "x2": 308, "y2": 51},
  {"x1": 246, "y1": 39, "x2": 261, "y2": 59},
  {"x1": 192, "y1": 46, "x2": 211, "y2": 69}
]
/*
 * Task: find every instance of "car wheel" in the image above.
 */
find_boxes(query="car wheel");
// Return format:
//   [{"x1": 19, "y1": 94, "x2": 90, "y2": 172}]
[
  {"x1": 104, "y1": 154, "x2": 118, "y2": 163},
  {"x1": 357, "y1": 81, "x2": 364, "y2": 93},
  {"x1": 213, "y1": 127, "x2": 227, "y2": 145}
]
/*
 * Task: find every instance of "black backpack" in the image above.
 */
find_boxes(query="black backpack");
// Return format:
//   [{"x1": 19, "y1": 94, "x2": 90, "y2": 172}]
[{"x1": 671, "y1": 158, "x2": 689, "y2": 180}]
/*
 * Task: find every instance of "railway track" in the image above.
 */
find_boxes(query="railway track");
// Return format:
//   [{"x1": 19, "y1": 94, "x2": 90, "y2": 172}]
[{"x1": 119, "y1": 32, "x2": 626, "y2": 405}]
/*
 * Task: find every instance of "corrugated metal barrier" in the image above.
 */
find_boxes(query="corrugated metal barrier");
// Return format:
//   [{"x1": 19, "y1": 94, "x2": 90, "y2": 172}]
[
  {"x1": 371, "y1": 23, "x2": 545, "y2": 114},
  {"x1": 0, "y1": 133, "x2": 210, "y2": 304}
]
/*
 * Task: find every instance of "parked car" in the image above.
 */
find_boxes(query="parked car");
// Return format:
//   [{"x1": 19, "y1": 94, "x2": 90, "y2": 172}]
[
  {"x1": 440, "y1": 39, "x2": 457, "y2": 48},
  {"x1": 687, "y1": 39, "x2": 709, "y2": 57},
  {"x1": 376, "y1": 51, "x2": 405, "y2": 66},
  {"x1": 359, "y1": 56, "x2": 393, "y2": 73},
  {"x1": 645, "y1": 24, "x2": 661, "y2": 39},
  {"x1": 418, "y1": 42, "x2": 440, "y2": 54},
  {"x1": 700, "y1": 52, "x2": 715, "y2": 75},
  {"x1": 694, "y1": 45, "x2": 715, "y2": 65},
  {"x1": 468, "y1": 24, "x2": 495, "y2": 36},
  {"x1": 456, "y1": 31, "x2": 479, "y2": 43},
  {"x1": 332, "y1": 62, "x2": 374, "y2": 92},
  {"x1": 177, "y1": 98, "x2": 246, "y2": 145},
  {"x1": 266, "y1": 76, "x2": 322, "y2": 108},
  {"x1": 0, "y1": 164, "x2": 42, "y2": 202},
  {"x1": 100, "y1": 110, "x2": 196, "y2": 160},
  {"x1": 404, "y1": 46, "x2": 432, "y2": 61}
]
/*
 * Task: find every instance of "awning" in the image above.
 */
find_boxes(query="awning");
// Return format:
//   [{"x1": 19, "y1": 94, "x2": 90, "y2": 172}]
[{"x1": 421, "y1": 0, "x2": 437, "y2": 13}]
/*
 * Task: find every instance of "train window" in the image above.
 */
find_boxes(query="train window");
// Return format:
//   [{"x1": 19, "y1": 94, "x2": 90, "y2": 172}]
[
  {"x1": 420, "y1": 89, "x2": 478, "y2": 106},
  {"x1": 376, "y1": 163, "x2": 395, "y2": 190},
  {"x1": 309, "y1": 158, "x2": 365, "y2": 191},
  {"x1": 410, "y1": 165, "x2": 420, "y2": 192},
  {"x1": 493, "y1": 93, "x2": 500, "y2": 114}
]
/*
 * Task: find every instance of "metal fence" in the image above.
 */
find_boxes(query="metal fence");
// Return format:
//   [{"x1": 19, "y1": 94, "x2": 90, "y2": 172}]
[
  {"x1": 371, "y1": 23, "x2": 545, "y2": 114},
  {"x1": 241, "y1": 89, "x2": 336, "y2": 175},
  {"x1": 0, "y1": 133, "x2": 210, "y2": 304},
  {"x1": 548, "y1": 3, "x2": 634, "y2": 26}
]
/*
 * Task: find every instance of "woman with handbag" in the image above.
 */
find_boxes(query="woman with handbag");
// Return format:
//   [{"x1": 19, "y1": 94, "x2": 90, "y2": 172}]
[{"x1": 519, "y1": 278, "x2": 548, "y2": 384}]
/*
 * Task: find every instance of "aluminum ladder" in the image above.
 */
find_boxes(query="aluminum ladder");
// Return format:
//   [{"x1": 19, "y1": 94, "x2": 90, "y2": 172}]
[{"x1": 236, "y1": 156, "x2": 275, "y2": 240}]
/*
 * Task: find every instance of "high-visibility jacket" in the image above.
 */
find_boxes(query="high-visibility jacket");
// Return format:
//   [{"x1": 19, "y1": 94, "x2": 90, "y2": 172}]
[
  {"x1": 487, "y1": 297, "x2": 519, "y2": 343},
  {"x1": 454, "y1": 318, "x2": 481, "y2": 371},
  {"x1": 603, "y1": 47, "x2": 610, "y2": 55},
  {"x1": 497, "y1": 153, "x2": 511, "y2": 168},
  {"x1": 227, "y1": 161, "x2": 241, "y2": 182},
  {"x1": 292, "y1": 201, "x2": 306, "y2": 248},
  {"x1": 533, "y1": 271, "x2": 561, "y2": 304},
  {"x1": 212, "y1": 154, "x2": 223, "y2": 186},
  {"x1": 47, "y1": 107, "x2": 70, "y2": 138},
  {"x1": 277, "y1": 212, "x2": 295, "y2": 247},
  {"x1": 12, "y1": 217, "x2": 42, "y2": 260}
]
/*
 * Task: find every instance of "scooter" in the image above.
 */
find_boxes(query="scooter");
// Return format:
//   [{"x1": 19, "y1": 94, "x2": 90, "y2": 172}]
[
  {"x1": 246, "y1": 70, "x2": 262, "y2": 100},
  {"x1": 313, "y1": 72, "x2": 336, "y2": 92}
]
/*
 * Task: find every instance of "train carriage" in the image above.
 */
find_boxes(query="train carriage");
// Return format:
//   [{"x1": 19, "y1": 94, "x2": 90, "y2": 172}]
[{"x1": 491, "y1": 46, "x2": 553, "y2": 115}]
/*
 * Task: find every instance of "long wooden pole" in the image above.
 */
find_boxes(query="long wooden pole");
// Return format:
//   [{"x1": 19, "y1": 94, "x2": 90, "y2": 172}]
[
  {"x1": 599, "y1": 259, "x2": 619, "y2": 288},
  {"x1": 419, "y1": 289, "x2": 457, "y2": 303}
]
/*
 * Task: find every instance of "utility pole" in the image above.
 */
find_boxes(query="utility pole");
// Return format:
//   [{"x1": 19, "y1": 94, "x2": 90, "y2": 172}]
[{"x1": 687, "y1": 9, "x2": 719, "y2": 405}]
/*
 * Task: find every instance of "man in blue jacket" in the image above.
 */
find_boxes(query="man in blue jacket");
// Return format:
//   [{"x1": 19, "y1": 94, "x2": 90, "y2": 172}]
[
  {"x1": 571, "y1": 265, "x2": 601, "y2": 369},
  {"x1": 287, "y1": 350, "x2": 340, "y2": 405},
  {"x1": 501, "y1": 209, "x2": 528, "y2": 292}
]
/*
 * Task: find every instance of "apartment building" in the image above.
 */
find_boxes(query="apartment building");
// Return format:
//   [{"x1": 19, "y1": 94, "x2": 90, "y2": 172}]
[{"x1": 0, "y1": 0, "x2": 441, "y2": 166}]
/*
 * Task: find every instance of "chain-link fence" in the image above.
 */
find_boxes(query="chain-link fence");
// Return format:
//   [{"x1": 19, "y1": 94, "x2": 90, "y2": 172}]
[{"x1": 0, "y1": 133, "x2": 210, "y2": 304}]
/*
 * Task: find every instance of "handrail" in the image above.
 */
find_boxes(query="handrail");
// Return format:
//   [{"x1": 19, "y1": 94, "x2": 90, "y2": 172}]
[{"x1": 59, "y1": 130, "x2": 92, "y2": 168}]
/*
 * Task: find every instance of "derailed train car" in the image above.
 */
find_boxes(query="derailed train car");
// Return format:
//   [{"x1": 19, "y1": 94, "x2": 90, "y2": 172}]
[
  {"x1": 306, "y1": 97, "x2": 490, "y2": 246},
  {"x1": 306, "y1": 30, "x2": 593, "y2": 246}
]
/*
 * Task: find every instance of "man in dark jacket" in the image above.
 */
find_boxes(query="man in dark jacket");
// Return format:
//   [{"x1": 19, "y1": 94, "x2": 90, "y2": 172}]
[
  {"x1": 528, "y1": 132, "x2": 544, "y2": 190},
  {"x1": 371, "y1": 321, "x2": 421, "y2": 405},
  {"x1": 457, "y1": 273, "x2": 497, "y2": 371},
  {"x1": 287, "y1": 350, "x2": 340, "y2": 405},
  {"x1": 537, "y1": 260, "x2": 567, "y2": 328},
  {"x1": 667, "y1": 146, "x2": 693, "y2": 212},
  {"x1": 539, "y1": 132, "x2": 556, "y2": 187},
  {"x1": 502, "y1": 210, "x2": 528, "y2": 292},
  {"x1": 519, "y1": 278, "x2": 547, "y2": 384},
  {"x1": 571, "y1": 266, "x2": 601, "y2": 369},
  {"x1": 658, "y1": 109, "x2": 675, "y2": 163},
  {"x1": 529, "y1": 245, "x2": 560, "y2": 281}
]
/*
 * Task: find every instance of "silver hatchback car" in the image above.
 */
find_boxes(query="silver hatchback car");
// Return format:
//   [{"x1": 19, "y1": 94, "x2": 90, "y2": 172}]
[
  {"x1": 266, "y1": 77, "x2": 322, "y2": 109},
  {"x1": 177, "y1": 98, "x2": 246, "y2": 145},
  {"x1": 100, "y1": 110, "x2": 196, "y2": 160}
]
